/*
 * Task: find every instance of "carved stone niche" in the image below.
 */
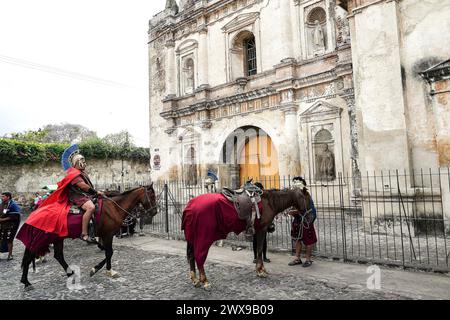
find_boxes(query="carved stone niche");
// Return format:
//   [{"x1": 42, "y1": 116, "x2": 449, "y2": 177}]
[
  {"x1": 305, "y1": 6, "x2": 327, "y2": 57},
  {"x1": 300, "y1": 100, "x2": 343, "y2": 182}
]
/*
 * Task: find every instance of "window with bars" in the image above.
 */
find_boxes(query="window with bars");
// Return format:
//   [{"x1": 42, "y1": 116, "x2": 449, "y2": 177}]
[{"x1": 244, "y1": 36, "x2": 257, "y2": 76}]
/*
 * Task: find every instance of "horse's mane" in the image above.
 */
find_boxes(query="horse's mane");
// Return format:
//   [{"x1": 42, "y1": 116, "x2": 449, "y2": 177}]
[
  {"x1": 262, "y1": 188, "x2": 308, "y2": 213},
  {"x1": 103, "y1": 186, "x2": 142, "y2": 198}
]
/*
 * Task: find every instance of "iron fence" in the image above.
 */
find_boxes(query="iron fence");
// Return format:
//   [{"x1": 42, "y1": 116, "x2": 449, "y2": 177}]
[{"x1": 103, "y1": 168, "x2": 450, "y2": 272}]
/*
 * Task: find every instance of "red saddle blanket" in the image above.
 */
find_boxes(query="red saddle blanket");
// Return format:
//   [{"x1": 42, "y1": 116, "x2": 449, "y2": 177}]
[
  {"x1": 16, "y1": 198, "x2": 103, "y2": 255},
  {"x1": 181, "y1": 193, "x2": 262, "y2": 269}
]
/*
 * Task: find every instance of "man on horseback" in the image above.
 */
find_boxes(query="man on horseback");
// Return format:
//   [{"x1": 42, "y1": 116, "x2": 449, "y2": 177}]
[{"x1": 66, "y1": 152, "x2": 103, "y2": 242}]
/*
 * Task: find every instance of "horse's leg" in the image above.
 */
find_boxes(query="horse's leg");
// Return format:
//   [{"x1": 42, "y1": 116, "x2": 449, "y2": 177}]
[
  {"x1": 90, "y1": 236, "x2": 108, "y2": 277},
  {"x1": 198, "y1": 266, "x2": 211, "y2": 290},
  {"x1": 20, "y1": 248, "x2": 35, "y2": 288},
  {"x1": 103, "y1": 236, "x2": 119, "y2": 278},
  {"x1": 53, "y1": 240, "x2": 74, "y2": 277},
  {"x1": 255, "y1": 230, "x2": 268, "y2": 278},
  {"x1": 90, "y1": 258, "x2": 106, "y2": 277},
  {"x1": 187, "y1": 242, "x2": 200, "y2": 287}
]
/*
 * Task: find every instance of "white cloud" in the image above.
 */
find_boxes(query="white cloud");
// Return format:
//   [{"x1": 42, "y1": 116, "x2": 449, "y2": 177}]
[{"x1": 0, "y1": 0, "x2": 166, "y2": 147}]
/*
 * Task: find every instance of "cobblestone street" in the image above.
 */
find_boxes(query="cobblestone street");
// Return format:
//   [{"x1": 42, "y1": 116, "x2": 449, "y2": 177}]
[{"x1": 0, "y1": 236, "x2": 448, "y2": 300}]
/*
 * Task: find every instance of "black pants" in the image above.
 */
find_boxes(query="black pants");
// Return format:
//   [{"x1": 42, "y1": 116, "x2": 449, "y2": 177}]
[{"x1": 253, "y1": 234, "x2": 268, "y2": 259}]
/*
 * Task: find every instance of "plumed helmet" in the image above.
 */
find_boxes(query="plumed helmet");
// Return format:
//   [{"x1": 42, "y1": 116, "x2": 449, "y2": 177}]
[
  {"x1": 61, "y1": 144, "x2": 85, "y2": 171},
  {"x1": 71, "y1": 153, "x2": 85, "y2": 168}
]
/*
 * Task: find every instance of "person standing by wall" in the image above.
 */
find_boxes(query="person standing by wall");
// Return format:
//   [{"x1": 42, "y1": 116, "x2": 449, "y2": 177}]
[{"x1": 0, "y1": 192, "x2": 22, "y2": 260}]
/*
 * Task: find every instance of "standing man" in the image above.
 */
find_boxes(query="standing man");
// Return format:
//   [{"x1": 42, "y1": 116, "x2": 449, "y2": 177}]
[
  {"x1": 288, "y1": 177, "x2": 317, "y2": 267},
  {"x1": 0, "y1": 192, "x2": 22, "y2": 260}
]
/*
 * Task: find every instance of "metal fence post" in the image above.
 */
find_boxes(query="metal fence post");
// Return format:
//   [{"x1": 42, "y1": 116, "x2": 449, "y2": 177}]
[
  {"x1": 396, "y1": 170, "x2": 406, "y2": 269},
  {"x1": 339, "y1": 172, "x2": 347, "y2": 261},
  {"x1": 164, "y1": 182, "x2": 169, "y2": 234}
]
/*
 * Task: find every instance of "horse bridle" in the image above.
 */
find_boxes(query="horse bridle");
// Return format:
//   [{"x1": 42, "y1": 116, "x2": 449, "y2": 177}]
[
  {"x1": 142, "y1": 186, "x2": 158, "y2": 214},
  {"x1": 103, "y1": 186, "x2": 158, "y2": 220}
]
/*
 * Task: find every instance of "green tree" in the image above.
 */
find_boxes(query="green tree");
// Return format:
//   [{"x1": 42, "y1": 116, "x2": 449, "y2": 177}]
[
  {"x1": 101, "y1": 130, "x2": 135, "y2": 148},
  {"x1": 8, "y1": 128, "x2": 49, "y2": 142}
]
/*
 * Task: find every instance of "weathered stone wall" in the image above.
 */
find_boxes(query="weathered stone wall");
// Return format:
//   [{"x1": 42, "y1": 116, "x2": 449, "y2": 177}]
[
  {"x1": 348, "y1": 0, "x2": 450, "y2": 173},
  {"x1": 398, "y1": 0, "x2": 450, "y2": 169},
  {"x1": 0, "y1": 160, "x2": 151, "y2": 206}
]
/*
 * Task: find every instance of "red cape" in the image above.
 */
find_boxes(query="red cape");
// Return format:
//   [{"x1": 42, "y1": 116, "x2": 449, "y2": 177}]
[{"x1": 24, "y1": 167, "x2": 82, "y2": 237}]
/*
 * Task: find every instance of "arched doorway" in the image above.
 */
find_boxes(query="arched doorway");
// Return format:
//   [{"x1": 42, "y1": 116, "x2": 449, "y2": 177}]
[
  {"x1": 220, "y1": 126, "x2": 280, "y2": 189},
  {"x1": 238, "y1": 130, "x2": 280, "y2": 189}
]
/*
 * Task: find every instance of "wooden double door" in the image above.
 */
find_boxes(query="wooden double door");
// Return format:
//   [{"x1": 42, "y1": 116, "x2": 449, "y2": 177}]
[{"x1": 239, "y1": 134, "x2": 280, "y2": 189}]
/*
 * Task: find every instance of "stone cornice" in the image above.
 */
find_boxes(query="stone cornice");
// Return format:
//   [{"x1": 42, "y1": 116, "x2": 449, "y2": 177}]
[
  {"x1": 420, "y1": 59, "x2": 450, "y2": 83},
  {"x1": 160, "y1": 87, "x2": 277, "y2": 119}
]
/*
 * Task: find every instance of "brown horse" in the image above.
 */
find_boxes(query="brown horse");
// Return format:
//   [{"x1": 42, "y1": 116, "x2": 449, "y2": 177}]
[
  {"x1": 183, "y1": 187, "x2": 311, "y2": 289},
  {"x1": 19, "y1": 185, "x2": 157, "y2": 288}
]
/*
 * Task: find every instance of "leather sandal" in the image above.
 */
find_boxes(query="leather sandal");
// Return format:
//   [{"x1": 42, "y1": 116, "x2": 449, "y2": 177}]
[
  {"x1": 288, "y1": 258, "x2": 303, "y2": 266},
  {"x1": 302, "y1": 260, "x2": 313, "y2": 267}
]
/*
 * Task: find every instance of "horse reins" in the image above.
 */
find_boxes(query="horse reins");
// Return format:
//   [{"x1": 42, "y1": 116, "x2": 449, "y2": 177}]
[{"x1": 102, "y1": 187, "x2": 158, "y2": 220}]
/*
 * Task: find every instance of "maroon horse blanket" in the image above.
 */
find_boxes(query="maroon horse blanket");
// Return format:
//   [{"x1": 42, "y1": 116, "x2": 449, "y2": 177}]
[
  {"x1": 181, "y1": 193, "x2": 262, "y2": 269},
  {"x1": 16, "y1": 199, "x2": 103, "y2": 256}
]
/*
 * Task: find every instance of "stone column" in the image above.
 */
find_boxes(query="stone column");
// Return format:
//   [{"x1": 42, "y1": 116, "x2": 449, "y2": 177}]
[
  {"x1": 165, "y1": 39, "x2": 176, "y2": 97},
  {"x1": 279, "y1": 0, "x2": 293, "y2": 59},
  {"x1": 198, "y1": 24, "x2": 209, "y2": 87},
  {"x1": 350, "y1": 0, "x2": 410, "y2": 173},
  {"x1": 280, "y1": 97, "x2": 301, "y2": 177}
]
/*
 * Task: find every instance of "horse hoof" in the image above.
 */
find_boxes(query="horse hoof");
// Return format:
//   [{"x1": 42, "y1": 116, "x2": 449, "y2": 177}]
[
  {"x1": 106, "y1": 270, "x2": 120, "y2": 278},
  {"x1": 24, "y1": 284, "x2": 34, "y2": 291},
  {"x1": 256, "y1": 271, "x2": 268, "y2": 278},
  {"x1": 90, "y1": 268, "x2": 97, "y2": 277},
  {"x1": 21, "y1": 280, "x2": 33, "y2": 290}
]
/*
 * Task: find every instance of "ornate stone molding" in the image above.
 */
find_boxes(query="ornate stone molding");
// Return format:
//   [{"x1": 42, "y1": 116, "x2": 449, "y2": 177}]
[
  {"x1": 280, "y1": 103, "x2": 298, "y2": 115},
  {"x1": 221, "y1": 12, "x2": 260, "y2": 33},
  {"x1": 160, "y1": 87, "x2": 277, "y2": 120},
  {"x1": 300, "y1": 100, "x2": 342, "y2": 123},
  {"x1": 165, "y1": 39, "x2": 175, "y2": 48}
]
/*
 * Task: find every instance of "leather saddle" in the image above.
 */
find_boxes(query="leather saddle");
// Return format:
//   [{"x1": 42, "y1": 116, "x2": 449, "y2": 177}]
[
  {"x1": 222, "y1": 180, "x2": 263, "y2": 238},
  {"x1": 68, "y1": 198, "x2": 102, "y2": 238}
]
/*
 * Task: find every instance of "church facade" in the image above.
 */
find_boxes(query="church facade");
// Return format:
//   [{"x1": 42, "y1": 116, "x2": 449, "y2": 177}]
[{"x1": 148, "y1": 0, "x2": 450, "y2": 190}]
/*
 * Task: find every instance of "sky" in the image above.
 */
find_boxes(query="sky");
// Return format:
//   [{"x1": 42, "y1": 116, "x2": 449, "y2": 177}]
[{"x1": 0, "y1": 0, "x2": 166, "y2": 147}]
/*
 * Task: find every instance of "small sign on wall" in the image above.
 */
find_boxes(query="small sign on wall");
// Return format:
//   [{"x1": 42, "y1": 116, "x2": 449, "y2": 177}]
[{"x1": 153, "y1": 149, "x2": 161, "y2": 170}]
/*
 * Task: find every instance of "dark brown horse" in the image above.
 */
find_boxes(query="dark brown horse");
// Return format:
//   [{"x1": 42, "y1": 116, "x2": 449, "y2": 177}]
[
  {"x1": 19, "y1": 185, "x2": 157, "y2": 288},
  {"x1": 183, "y1": 187, "x2": 311, "y2": 289}
]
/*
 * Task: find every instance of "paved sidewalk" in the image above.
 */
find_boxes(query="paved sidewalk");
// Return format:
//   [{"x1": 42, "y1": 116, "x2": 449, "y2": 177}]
[{"x1": 115, "y1": 235, "x2": 450, "y2": 300}]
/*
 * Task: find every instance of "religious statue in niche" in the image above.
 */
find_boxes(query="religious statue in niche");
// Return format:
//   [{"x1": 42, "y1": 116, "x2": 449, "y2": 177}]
[
  {"x1": 313, "y1": 20, "x2": 325, "y2": 55},
  {"x1": 183, "y1": 58, "x2": 195, "y2": 94},
  {"x1": 315, "y1": 143, "x2": 335, "y2": 181}
]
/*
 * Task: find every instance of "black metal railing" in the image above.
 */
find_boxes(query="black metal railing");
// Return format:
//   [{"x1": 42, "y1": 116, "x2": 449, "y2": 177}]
[{"x1": 102, "y1": 168, "x2": 450, "y2": 271}]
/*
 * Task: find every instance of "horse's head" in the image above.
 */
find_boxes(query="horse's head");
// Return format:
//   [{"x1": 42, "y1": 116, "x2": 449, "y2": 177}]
[
  {"x1": 141, "y1": 183, "x2": 158, "y2": 217},
  {"x1": 292, "y1": 188, "x2": 314, "y2": 224}
]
